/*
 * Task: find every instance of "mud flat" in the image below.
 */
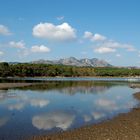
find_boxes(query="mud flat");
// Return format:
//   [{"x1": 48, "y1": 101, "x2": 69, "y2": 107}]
[
  {"x1": 0, "y1": 83, "x2": 34, "y2": 89},
  {"x1": 30, "y1": 92, "x2": 140, "y2": 140}
]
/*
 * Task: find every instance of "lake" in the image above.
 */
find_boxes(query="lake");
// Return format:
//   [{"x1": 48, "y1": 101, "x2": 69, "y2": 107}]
[{"x1": 0, "y1": 78, "x2": 139, "y2": 140}]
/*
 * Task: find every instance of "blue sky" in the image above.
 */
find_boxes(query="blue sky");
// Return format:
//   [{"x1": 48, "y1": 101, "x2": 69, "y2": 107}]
[{"x1": 0, "y1": 0, "x2": 140, "y2": 66}]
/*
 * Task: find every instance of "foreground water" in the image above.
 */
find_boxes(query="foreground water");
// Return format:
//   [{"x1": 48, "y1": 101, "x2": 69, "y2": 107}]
[{"x1": 0, "y1": 78, "x2": 139, "y2": 139}]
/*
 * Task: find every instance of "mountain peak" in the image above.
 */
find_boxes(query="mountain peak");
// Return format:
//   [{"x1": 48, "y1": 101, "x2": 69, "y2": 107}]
[{"x1": 32, "y1": 57, "x2": 112, "y2": 67}]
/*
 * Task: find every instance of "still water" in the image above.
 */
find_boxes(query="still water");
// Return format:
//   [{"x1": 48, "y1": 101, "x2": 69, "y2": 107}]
[{"x1": 0, "y1": 79, "x2": 139, "y2": 139}]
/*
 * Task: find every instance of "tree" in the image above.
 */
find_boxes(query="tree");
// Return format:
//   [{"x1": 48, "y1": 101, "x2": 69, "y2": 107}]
[{"x1": 0, "y1": 62, "x2": 12, "y2": 77}]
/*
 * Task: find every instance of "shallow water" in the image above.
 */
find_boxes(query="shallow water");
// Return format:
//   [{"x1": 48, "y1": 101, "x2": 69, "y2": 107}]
[{"x1": 0, "y1": 79, "x2": 139, "y2": 140}]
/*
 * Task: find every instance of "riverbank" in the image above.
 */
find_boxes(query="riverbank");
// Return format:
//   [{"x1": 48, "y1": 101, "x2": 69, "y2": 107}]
[
  {"x1": 0, "y1": 83, "x2": 34, "y2": 89},
  {"x1": 30, "y1": 92, "x2": 140, "y2": 140},
  {"x1": 1, "y1": 76, "x2": 140, "y2": 78}
]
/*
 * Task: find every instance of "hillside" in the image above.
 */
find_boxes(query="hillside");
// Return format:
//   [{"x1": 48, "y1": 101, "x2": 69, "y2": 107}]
[{"x1": 32, "y1": 57, "x2": 112, "y2": 67}]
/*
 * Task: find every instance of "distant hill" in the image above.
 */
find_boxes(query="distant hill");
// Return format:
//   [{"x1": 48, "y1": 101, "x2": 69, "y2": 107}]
[{"x1": 31, "y1": 57, "x2": 112, "y2": 67}]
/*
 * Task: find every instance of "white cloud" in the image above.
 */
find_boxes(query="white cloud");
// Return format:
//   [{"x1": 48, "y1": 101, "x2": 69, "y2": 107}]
[
  {"x1": 0, "y1": 24, "x2": 11, "y2": 35},
  {"x1": 126, "y1": 46, "x2": 136, "y2": 52},
  {"x1": 33, "y1": 22, "x2": 76, "y2": 41},
  {"x1": 93, "y1": 34, "x2": 106, "y2": 41},
  {"x1": 83, "y1": 114, "x2": 92, "y2": 122},
  {"x1": 57, "y1": 16, "x2": 64, "y2": 20},
  {"x1": 138, "y1": 51, "x2": 140, "y2": 57},
  {"x1": 78, "y1": 39, "x2": 84, "y2": 44},
  {"x1": 0, "y1": 51, "x2": 4, "y2": 56},
  {"x1": 96, "y1": 98, "x2": 115, "y2": 107},
  {"x1": 8, "y1": 102, "x2": 25, "y2": 110},
  {"x1": 30, "y1": 99, "x2": 50, "y2": 108},
  {"x1": 84, "y1": 31, "x2": 93, "y2": 39},
  {"x1": 32, "y1": 111, "x2": 75, "y2": 130},
  {"x1": 84, "y1": 31, "x2": 106, "y2": 42},
  {"x1": 95, "y1": 98, "x2": 118, "y2": 111},
  {"x1": 7, "y1": 95, "x2": 50, "y2": 110},
  {"x1": 9, "y1": 41, "x2": 25, "y2": 49},
  {"x1": 97, "y1": 41, "x2": 135, "y2": 50},
  {"x1": 31, "y1": 45, "x2": 50, "y2": 53},
  {"x1": 17, "y1": 48, "x2": 29, "y2": 58},
  {"x1": 110, "y1": 42, "x2": 136, "y2": 52},
  {"x1": 94, "y1": 47, "x2": 116, "y2": 54},
  {"x1": 94, "y1": 40, "x2": 135, "y2": 54},
  {"x1": 116, "y1": 54, "x2": 121, "y2": 57},
  {"x1": 92, "y1": 112, "x2": 105, "y2": 120},
  {"x1": 83, "y1": 31, "x2": 136, "y2": 55}
]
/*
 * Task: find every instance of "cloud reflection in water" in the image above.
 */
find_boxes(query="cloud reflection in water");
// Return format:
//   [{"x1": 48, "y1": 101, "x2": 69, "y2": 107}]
[
  {"x1": 32, "y1": 111, "x2": 75, "y2": 130},
  {"x1": 0, "y1": 117, "x2": 9, "y2": 127}
]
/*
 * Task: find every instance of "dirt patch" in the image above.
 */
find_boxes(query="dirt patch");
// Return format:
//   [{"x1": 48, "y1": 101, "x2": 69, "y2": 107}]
[{"x1": 0, "y1": 83, "x2": 34, "y2": 89}]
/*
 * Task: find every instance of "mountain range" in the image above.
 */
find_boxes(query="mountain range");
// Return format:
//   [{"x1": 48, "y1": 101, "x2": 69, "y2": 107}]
[{"x1": 32, "y1": 57, "x2": 112, "y2": 67}]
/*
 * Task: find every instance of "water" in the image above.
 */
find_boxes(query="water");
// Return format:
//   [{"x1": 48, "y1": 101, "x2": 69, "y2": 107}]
[
  {"x1": 1, "y1": 77, "x2": 140, "y2": 82},
  {"x1": 0, "y1": 78, "x2": 139, "y2": 140}
]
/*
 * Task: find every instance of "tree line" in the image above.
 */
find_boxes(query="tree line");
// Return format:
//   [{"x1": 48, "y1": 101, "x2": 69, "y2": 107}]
[{"x1": 0, "y1": 62, "x2": 140, "y2": 77}]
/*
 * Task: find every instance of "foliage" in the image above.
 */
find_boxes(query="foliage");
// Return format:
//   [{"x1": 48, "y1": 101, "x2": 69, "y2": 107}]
[
  {"x1": 0, "y1": 62, "x2": 12, "y2": 77},
  {"x1": 0, "y1": 63, "x2": 140, "y2": 77}
]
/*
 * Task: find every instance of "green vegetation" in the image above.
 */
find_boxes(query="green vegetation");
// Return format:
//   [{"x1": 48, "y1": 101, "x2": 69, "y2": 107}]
[
  {"x1": 0, "y1": 62, "x2": 140, "y2": 77},
  {"x1": 94, "y1": 67, "x2": 140, "y2": 77},
  {"x1": 0, "y1": 62, "x2": 12, "y2": 77}
]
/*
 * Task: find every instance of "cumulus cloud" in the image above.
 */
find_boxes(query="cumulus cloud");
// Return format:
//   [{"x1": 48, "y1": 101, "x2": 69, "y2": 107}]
[
  {"x1": 100, "y1": 41, "x2": 135, "y2": 51},
  {"x1": 94, "y1": 47, "x2": 116, "y2": 54},
  {"x1": 83, "y1": 31, "x2": 136, "y2": 54},
  {"x1": 96, "y1": 98, "x2": 115, "y2": 107},
  {"x1": 57, "y1": 16, "x2": 64, "y2": 20},
  {"x1": 9, "y1": 41, "x2": 29, "y2": 57},
  {"x1": 32, "y1": 111, "x2": 75, "y2": 130},
  {"x1": 83, "y1": 114, "x2": 92, "y2": 122},
  {"x1": 95, "y1": 98, "x2": 118, "y2": 111},
  {"x1": 33, "y1": 22, "x2": 76, "y2": 41},
  {"x1": 0, "y1": 51, "x2": 4, "y2": 56},
  {"x1": 94, "y1": 40, "x2": 135, "y2": 54},
  {"x1": 7, "y1": 95, "x2": 50, "y2": 110},
  {"x1": 138, "y1": 52, "x2": 140, "y2": 57},
  {"x1": 9, "y1": 41, "x2": 25, "y2": 49},
  {"x1": 8, "y1": 102, "x2": 25, "y2": 110},
  {"x1": 31, "y1": 45, "x2": 50, "y2": 53},
  {"x1": 116, "y1": 54, "x2": 121, "y2": 57},
  {"x1": 94, "y1": 96, "x2": 137, "y2": 114},
  {"x1": 17, "y1": 48, "x2": 29, "y2": 58},
  {"x1": 0, "y1": 24, "x2": 11, "y2": 35},
  {"x1": 83, "y1": 31, "x2": 93, "y2": 39},
  {"x1": 30, "y1": 99, "x2": 50, "y2": 108},
  {"x1": 0, "y1": 91, "x2": 17, "y2": 102},
  {"x1": 92, "y1": 112, "x2": 105, "y2": 120},
  {"x1": 84, "y1": 31, "x2": 106, "y2": 42}
]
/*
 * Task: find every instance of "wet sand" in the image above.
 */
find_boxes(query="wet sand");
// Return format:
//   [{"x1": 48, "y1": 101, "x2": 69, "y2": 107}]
[
  {"x1": 0, "y1": 83, "x2": 34, "y2": 89},
  {"x1": 30, "y1": 92, "x2": 140, "y2": 140}
]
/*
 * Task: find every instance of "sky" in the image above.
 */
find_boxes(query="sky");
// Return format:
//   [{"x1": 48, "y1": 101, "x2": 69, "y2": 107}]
[{"x1": 0, "y1": 0, "x2": 140, "y2": 66}]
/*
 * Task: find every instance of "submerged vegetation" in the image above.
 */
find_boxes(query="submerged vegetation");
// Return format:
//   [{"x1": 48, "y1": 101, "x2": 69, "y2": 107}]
[{"x1": 0, "y1": 62, "x2": 140, "y2": 77}]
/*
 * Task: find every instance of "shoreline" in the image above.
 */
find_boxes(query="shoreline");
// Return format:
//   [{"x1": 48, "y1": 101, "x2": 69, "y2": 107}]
[
  {"x1": 30, "y1": 92, "x2": 140, "y2": 140},
  {"x1": 0, "y1": 83, "x2": 35, "y2": 89},
  {"x1": 1, "y1": 76, "x2": 140, "y2": 79}
]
